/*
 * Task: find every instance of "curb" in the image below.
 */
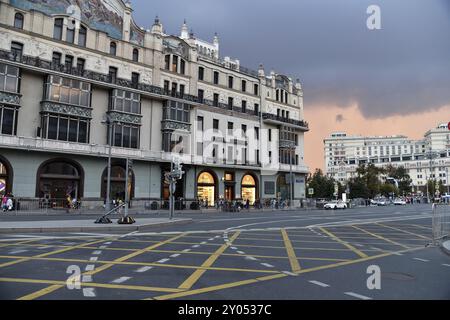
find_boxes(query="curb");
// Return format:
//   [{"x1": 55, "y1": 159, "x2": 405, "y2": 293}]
[
  {"x1": 0, "y1": 218, "x2": 193, "y2": 234},
  {"x1": 441, "y1": 239, "x2": 450, "y2": 256}
]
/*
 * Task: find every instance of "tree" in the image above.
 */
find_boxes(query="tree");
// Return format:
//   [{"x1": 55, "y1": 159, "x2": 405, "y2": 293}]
[
  {"x1": 438, "y1": 180, "x2": 446, "y2": 195},
  {"x1": 355, "y1": 164, "x2": 384, "y2": 198},
  {"x1": 306, "y1": 169, "x2": 335, "y2": 199},
  {"x1": 348, "y1": 176, "x2": 370, "y2": 199},
  {"x1": 385, "y1": 165, "x2": 412, "y2": 195},
  {"x1": 427, "y1": 179, "x2": 436, "y2": 199},
  {"x1": 379, "y1": 183, "x2": 399, "y2": 197}
]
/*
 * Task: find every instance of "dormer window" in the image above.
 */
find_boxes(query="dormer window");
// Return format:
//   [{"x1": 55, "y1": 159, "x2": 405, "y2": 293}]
[
  {"x1": 110, "y1": 42, "x2": 117, "y2": 56},
  {"x1": 14, "y1": 12, "x2": 24, "y2": 29}
]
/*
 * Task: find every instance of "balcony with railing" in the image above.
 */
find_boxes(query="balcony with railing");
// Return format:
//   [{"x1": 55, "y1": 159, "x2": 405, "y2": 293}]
[
  {"x1": 262, "y1": 113, "x2": 309, "y2": 131},
  {"x1": 0, "y1": 49, "x2": 200, "y2": 104}
]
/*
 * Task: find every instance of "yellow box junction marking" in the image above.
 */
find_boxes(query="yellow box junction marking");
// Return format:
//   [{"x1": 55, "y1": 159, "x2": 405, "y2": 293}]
[
  {"x1": 178, "y1": 231, "x2": 241, "y2": 290},
  {"x1": 16, "y1": 233, "x2": 186, "y2": 300},
  {"x1": 319, "y1": 227, "x2": 368, "y2": 258},
  {"x1": 281, "y1": 229, "x2": 301, "y2": 273},
  {"x1": 375, "y1": 223, "x2": 431, "y2": 240},
  {"x1": 351, "y1": 225, "x2": 410, "y2": 249}
]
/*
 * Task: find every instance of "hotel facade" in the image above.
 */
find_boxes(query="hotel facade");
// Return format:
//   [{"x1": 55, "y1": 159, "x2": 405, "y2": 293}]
[
  {"x1": 0, "y1": 0, "x2": 309, "y2": 209},
  {"x1": 324, "y1": 124, "x2": 450, "y2": 194}
]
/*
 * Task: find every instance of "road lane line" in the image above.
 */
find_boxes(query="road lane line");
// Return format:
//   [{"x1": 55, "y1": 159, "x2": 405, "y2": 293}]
[
  {"x1": 413, "y1": 258, "x2": 429, "y2": 262},
  {"x1": 169, "y1": 254, "x2": 180, "y2": 258},
  {"x1": 177, "y1": 231, "x2": 241, "y2": 290},
  {"x1": 17, "y1": 284, "x2": 63, "y2": 300},
  {"x1": 136, "y1": 266, "x2": 153, "y2": 273},
  {"x1": 89, "y1": 257, "x2": 98, "y2": 262},
  {"x1": 344, "y1": 292, "x2": 372, "y2": 300},
  {"x1": 308, "y1": 280, "x2": 330, "y2": 288},
  {"x1": 442, "y1": 264, "x2": 450, "y2": 267},
  {"x1": 352, "y1": 225, "x2": 410, "y2": 249},
  {"x1": 375, "y1": 223, "x2": 431, "y2": 240},
  {"x1": 85, "y1": 265, "x2": 95, "y2": 271},
  {"x1": 112, "y1": 277, "x2": 131, "y2": 284},
  {"x1": 82, "y1": 288, "x2": 96, "y2": 297},
  {"x1": 261, "y1": 263, "x2": 274, "y2": 268},
  {"x1": 157, "y1": 258, "x2": 170, "y2": 264},
  {"x1": 82, "y1": 275, "x2": 92, "y2": 283},
  {"x1": 281, "y1": 229, "x2": 301, "y2": 273},
  {"x1": 92, "y1": 251, "x2": 102, "y2": 255},
  {"x1": 319, "y1": 227, "x2": 368, "y2": 258},
  {"x1": 245, "y1": 256, "x2": 257, "y2": 261}
]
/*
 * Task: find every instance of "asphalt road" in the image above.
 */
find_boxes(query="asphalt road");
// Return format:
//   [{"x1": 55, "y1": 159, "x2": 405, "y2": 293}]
[{"x1": 0, "y1": 204, "x2": 449, "y2": 300}]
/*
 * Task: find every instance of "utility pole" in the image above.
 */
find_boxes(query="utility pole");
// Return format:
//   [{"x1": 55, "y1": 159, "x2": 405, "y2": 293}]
[
  {"x1": 289, "y1": 146, "x2": 293, "y2": 208},
  {"x1": 118, "y1": 158, "x2": 135, "y2": 224},
  {"x1": 167, "y1": 158, "x2": 185, "y2": 220}
]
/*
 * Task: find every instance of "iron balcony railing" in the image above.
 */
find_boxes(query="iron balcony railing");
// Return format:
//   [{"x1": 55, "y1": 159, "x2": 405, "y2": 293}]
[
  {"x1": 0, "y1": 49, "x2": 200, "y2": 104},
  {"x1": 262, "y1": 113, "x2": 309, "y2": 129}
]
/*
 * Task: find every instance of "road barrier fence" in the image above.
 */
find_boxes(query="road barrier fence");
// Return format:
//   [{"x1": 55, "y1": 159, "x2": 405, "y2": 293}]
[{"x1": 432, "y1": 203, "x2": 450, "y2": 245}]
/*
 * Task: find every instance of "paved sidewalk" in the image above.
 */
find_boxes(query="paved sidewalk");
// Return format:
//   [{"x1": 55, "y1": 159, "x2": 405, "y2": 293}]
[{"x1": 0, "y1": 217, "x2": 192, "y2": 234}]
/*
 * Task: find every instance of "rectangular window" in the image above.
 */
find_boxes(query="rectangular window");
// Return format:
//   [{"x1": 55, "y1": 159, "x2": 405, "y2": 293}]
[
  {"x1": 213, "y1": 119, "x2": 219, "y2": 131},
  {"x1": 53, "y1": 18, "x2": 63, "y2": 40},
  {"x1": 164, "y1": 80, "x2": 170, "y2": 93},
  {"x1": 241, "y1": 124, "x2": 247, "y2": 137},
  {"x1": 197, "y1": 116, "x2": 204, "y2": 131},
  {"x1": 111, "y1": 89, "x2": 140, "y2": 114},
  {"x1": 112, "y1": 123, "x2": 139, "y2": 149},
  {"x1": 11, "y1": 42, "x2": 23, "y2": 61},
  {"x1": 171, "y1": 82, "x2": 177, "y2": 95},
  {"x1": 0, "y1": 63, "x2": 20, "y2": 93},
  {"x1": 254, "y1": 84, "x2": 259, "y2": 95},
  {"x1": 269, "y1": 129, "x2": 272, "y2": 142},
  {"x1": 228, "y1": 76, "x2": 233, "y2": 89},
  {"x1": 197, "y1": 142, "x2": 203, "y2": 156},
  {"x1": 78, "y1": 26, "x2": 87, "y2": 47},
  {"x1": 180, "y1": 59, "x2": 185, "y2": 75},
  {"x1": 65, "y1": 55, "x2": 73, "y2": 71},
  {"x1": 45, "y1": 75, "x2": 91, "y2": 108},
  {"x1": 163, "y1": 100, "x2": 190, "y2": 123},
  {"x1": 213, "y1": 93, "x2": 219, "y2": 107},
  {"x1": 52, "y1": 52, "x2": 62, "y2": 66},
  {"x1": 255, "y1": 127, "x2": 259, "y2": 140},
  {"x1": 108, "y1": 67, "x2": 118, "y2": 83},
  {"x1": 76, "y1": 58, "x2": 85, "y2": 73},
  {"x1": 172, "y1": 56, "x2": 178, "y2": 73},
  {"x1": 242, "y1": 80, "x2": 247, "y2": 92},
  {"x1": 179, "y1": 84, "x2": 185, "y2": 96},
  {"x1": 0, "y1": 107, "x2": 16, "y2": 135},
  {"x1": 254, "y1": 103, "x2": 259, "y2": 115},
  {"x1": 198, "y1": 67, "x2": 204, "y2": 80},
  {"x1": 228, "y1": 97, "x2": 233, "y2": 110},
  {"x1": 66, "y1": 22, "x2": 75, "y2": 43},
  {"x1": 198, "y1": 89, "x2": 204, "y2": 102},
  {"x1": 227, "y1": 121, "x2": 233, "y2": 135},
  {"x1": 131, "y1": 72, "x2": 139, "y2": 85},
  {"x1": 213, "y1": 71, "x2": 219, "y2": 85},
  {"x1": 165, "y1": 55, "x2": 170, "y2": 70},
  {"x1": 242, "y1": 100, "x2": 247, "y2": 113}
]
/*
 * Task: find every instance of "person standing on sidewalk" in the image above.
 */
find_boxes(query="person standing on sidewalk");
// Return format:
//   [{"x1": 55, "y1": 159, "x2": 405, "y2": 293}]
[{"x1": 1, "y1": 194, "x2": 7, "y2": 212}]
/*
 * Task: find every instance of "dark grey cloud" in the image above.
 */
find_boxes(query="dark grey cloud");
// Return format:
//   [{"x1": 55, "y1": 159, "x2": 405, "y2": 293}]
[{"x1": 130, "y1": 0, "x2": 450, "y2": 119}]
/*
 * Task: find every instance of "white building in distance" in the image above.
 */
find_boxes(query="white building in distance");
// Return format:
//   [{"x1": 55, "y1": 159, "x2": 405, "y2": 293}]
[{"x1": 324, "y1": 123, "x2": 450, "y2": 193}]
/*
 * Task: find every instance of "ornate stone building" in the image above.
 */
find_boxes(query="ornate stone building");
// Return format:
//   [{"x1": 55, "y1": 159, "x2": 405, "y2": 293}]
[{"x1": 0, "y1": 0, "x2": 309, "y2": 209}]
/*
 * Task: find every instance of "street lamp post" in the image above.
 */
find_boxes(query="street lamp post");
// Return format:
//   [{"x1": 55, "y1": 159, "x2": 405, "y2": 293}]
[
  {"x1": 289, "y1": 145, "x2": 294, "y2": 208},
  {"x1": 105, "y1": 116, "x2": 113, "y2": 213}
]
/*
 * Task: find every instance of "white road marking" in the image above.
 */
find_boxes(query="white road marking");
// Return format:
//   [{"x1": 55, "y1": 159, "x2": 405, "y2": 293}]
[
  {"x1": 245, "y1": 256, "x2": 258, "y2": 261},
  {"x1": 442, "y1": 264, "x2": 450, "y2": 267},
  {"x1": 413, "y1": 258, "x2": 429, "y2": 262},
  {"x1": 157, "y1": 258, "x2": 170, "y2": 264},
  {"x1": 111, "y1": 277, "x2": 131, "y2": 284},
  {"x1": 85, "y1": 265, "x2": 95, "y2": 271},
  {"x1": 192, "y1": 245, "x2": 200, "y2": 248},
  {"x1": 182, "y1": 249, "x2": 191, "y2": 253},
  {"x1": 282, "y1": 271, "x2": 298, "y2": 276},
  {"x1": 201, "y1": 242, "x2": 207, "y2": 245},
  {"x1": 308, "y1": 280, "x2": 330, "y2": 288},
  {"x1": 82, "y1": 275, "x2": 92, "y2": 283},
  {"x1": 354, "y1": 244, "x2": 364, "y2": 247},
  {"x1": 82, "y1": 288, "x2": 96, "y2": 297},
  {"x1": 208, "y1": 238, "x2": 214, "y2": 241},
  {"x1": 92, "y1": 251, "x2": 102, "y2": 255},
  {"x1": 99, "y1": 246, "x2": 108, "y2": 249},
  {"x1": 89, "y1": 257, "x2": 98, "y2": 262},
  {"x1": 136, "y1": 266, "x2": 153, "y2": 273},
  {"x1": 104, "y1": 242, "x2": 112, "y2": 245},
  {"x1": 344, "y1": 292, "x2": 372, "y2": 300},
  {"x1": 9, "y1": 250, "x2": 27, "y2": 254},
  {"x1": 237, "y1": 251, "x2": 246, "y2": 255},
  {"x1": 230, "y1": 247, "x2": 238, "y2": 250},
  {"x1": 38, "y1": 246, "x2": 50, "y2": 249},
  {"x1": 261, "y1": 263, "x2": 274, "y2": 268},
  {"x1": 170, "y1": 254, "x2": 180, "y2": 258}
]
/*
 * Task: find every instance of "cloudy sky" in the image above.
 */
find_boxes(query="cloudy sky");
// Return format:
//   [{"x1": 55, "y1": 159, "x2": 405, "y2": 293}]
[{"x1": 131, "y1": 0, "x2": 450, "y2": 170}]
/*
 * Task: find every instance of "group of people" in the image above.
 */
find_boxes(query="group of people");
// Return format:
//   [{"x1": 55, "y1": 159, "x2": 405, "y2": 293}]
[{"x1": 1, "y1": 193, "x2": 13, "y2": 212}]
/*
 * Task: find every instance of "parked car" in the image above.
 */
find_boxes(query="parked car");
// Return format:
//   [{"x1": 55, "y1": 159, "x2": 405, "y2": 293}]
[
  {"x1": 376, "y1": 199, "x2": 388, "y2": 206},
  {"x1": 393, "y1": 198, "x2": 407, "y2": 206},
  {"x1": 324, "y1": 201, "x2": 347, "y2": 210}
]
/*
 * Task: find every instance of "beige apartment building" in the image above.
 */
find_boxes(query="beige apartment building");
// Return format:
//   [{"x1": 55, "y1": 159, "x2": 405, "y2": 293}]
[{"x1": 0, "y1": 0, "x2": 309, "y2": 209}]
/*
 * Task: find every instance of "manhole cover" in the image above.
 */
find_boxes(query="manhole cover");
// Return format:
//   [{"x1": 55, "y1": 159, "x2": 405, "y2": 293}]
[{"x1": 382, "y1": 272, "x2": 415, "y2": 281}]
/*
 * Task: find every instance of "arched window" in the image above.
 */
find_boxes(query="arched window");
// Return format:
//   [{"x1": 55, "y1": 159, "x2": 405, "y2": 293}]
[
  {"x1": 0, "y1": 156, "x2": 13, "y2": 196},
  {"x1": 78, "y1": 25, "x2": 87, "y2": 47},
  {"x1": 110, "y1": 42, "x2": 117, "y2": 56},
  {"x1": 241, "y1": 174, "x2": 258, "y2": 205},
  {"x1": 37, "y1": 159, "x2": 84, "y2": 199},
  {"x1": 14, "y1": 12, "x2": 24, "y2": 29},
  {"x1": 197, "y1": 171, "x2": 217, "y2": 207},
  {"x1": 132, "y1": 48, "x2": 139, "y2": 62}
]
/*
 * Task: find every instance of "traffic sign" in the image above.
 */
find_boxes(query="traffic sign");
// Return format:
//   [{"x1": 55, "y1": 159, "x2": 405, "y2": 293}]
[{"x1": 308, "y1": 188, "x2": 314, "y2": 196}]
